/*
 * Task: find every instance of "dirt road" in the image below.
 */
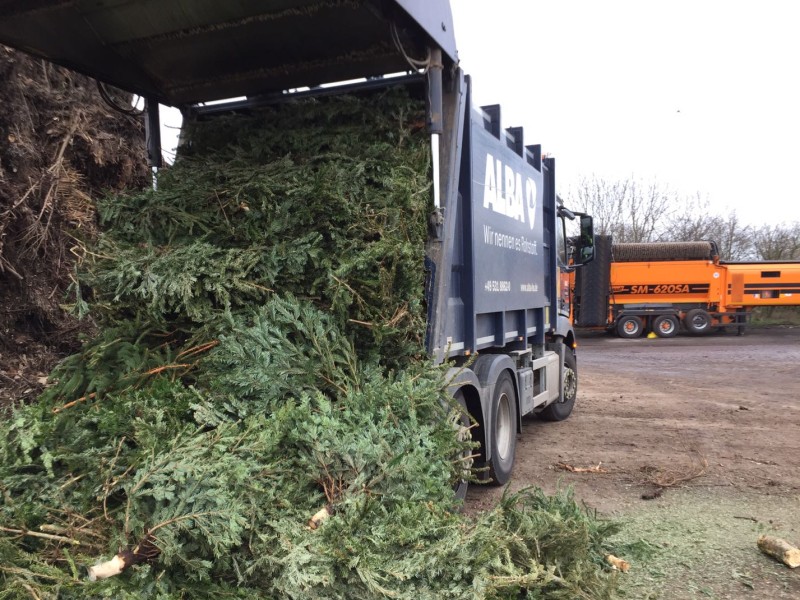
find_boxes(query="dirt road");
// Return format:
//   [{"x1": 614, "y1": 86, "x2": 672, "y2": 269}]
[{"x1": 466, "y1": 327, "x2": 800, "y2": 599}]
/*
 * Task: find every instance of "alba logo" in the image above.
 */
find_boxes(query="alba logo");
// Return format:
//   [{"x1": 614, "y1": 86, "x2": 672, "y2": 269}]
[{"x1": 482, "y1": 153, "x2": 537, "y2": 230}]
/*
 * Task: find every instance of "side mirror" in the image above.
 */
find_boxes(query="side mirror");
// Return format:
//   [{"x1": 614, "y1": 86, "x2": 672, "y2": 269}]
[{"x1": 578, "y1": 215, "x2": 595, "y2": 265}]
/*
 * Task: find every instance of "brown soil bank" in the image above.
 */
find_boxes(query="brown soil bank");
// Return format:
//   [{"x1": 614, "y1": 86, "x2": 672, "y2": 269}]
[{"x1": 0, "y1": 47, "x2": 148, "y2": 407}]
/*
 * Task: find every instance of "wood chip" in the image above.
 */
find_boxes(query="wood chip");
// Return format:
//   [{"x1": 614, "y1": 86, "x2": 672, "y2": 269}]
[
  {"x1": 757, "y1": 535, "x2": 800, "y2": 568},
  {"x1": 605, "y1": 554, "x2": 630, "y2": 572}
]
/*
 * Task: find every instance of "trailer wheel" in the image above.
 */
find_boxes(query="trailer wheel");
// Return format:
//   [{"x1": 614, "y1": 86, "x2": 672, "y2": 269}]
[
  {"x1": 653, "y1": 314, "x2": 679, "y2": 338},
  {"x1": 450, "y1": 390, "x2": 472, "y2": 500},
  {"x1": 487, "y1": 372, "x2": 517, "y2": 486},
  {"x1": 617, "y1": 315, "x2": 643, "y2": 338},
  {"x1": 539, "y1": 345, "x2": 577, "y2": 421},
  {"x1": 684, "y1": 308, "x2": 711, "y2": 335}
]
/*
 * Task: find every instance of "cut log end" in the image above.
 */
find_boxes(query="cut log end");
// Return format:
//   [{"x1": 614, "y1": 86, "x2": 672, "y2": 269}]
[
  {"x1": 605, "y1": 554, "x2": 631, "y2": 572},
  {"x1": 307, "y1": 506, "x2": 331, "y2": 530},
  {"x1": 87, "y1": 537, "x2": 159, "y2": 581},
  {"x1": 757, "y1": 535, "x2": 800, "y2": 568},
  {"x1": 87, "y1": 553, "x2": 127, "y2": 581}
]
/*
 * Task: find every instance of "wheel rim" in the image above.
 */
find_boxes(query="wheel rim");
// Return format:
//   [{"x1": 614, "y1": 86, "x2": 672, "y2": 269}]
[
  {"x1": 692, "y1": 315, "x2": 708, "y2": 330},
  {"x1": 562, "y1": 365, "x2": 577, "y2": 402},
  {"x1": 624, "y1": 320, "x2": 638, "y2": 335},
  {"x1": 496, "y1": 393, "x2": 512, "y2": 460},
  {"x1": 659, "y1": 319, "x2": 675, "y2": 335}
]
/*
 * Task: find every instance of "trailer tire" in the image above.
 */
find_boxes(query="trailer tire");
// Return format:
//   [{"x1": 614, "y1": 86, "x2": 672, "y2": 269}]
[
  {"x1": 539, "y1": 345, "x2": 577, "y2": 422},
  {"x1": 684, "y1": 308, "x2": 711, "y2": 335},
  {"x1": 450, "y1": 390, "x2": 472, "y2": 500},
  {"x1": 617, "y1": 315, "x2": 643, "y2": 338},
  {"x1": 487, "y1": 372, "x2": 517, "y2": 486},
  {"x1": 653, "y1": 314, "x2": 679, "y2": 338}
]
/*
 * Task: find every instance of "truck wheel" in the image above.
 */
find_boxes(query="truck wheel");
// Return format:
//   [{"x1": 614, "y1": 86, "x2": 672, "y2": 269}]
[
  {"x1": 450, "y1": 390, "x2": 472, "y2": 500},
  {"x1": 539, "y1": 345, "x2": 577, "y2": 422},
  {"x1": 617, "y1": 315, "x2": 643, "y2": 338},
  {"x1": 487, "y1": 372, "x2": 517, "y2": 486},
  {"x1": 684, "y1": 308, "x2": 711, "y2": 335},
  {"x1": 653, "y1": 314, "x2": 679, "y2": 338}
]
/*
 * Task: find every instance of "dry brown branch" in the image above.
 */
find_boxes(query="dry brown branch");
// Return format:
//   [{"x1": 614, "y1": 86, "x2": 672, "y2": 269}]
[
  {"x1": 555, "y1": 462, "x2": 608, "y2": 474},
  {"x1": 52, "y1": 392, "x2": 96, "y2": 414},
  {"x1": 386, "y1": 303, "x2": 409, "y2": 327},
  {"x1": 176, "y1": 340, "x2": 219, "y2": 359},
  {"x1": 331, "y1": 274, "x2": 368, "y2": 311},
  {"x1": 640, "y1": 447, "x2": 708, "y2": 489},
  {"x1": 0, "y1": 525, "x2": 82, "y2": 546},
  {"x1": 347, "y1": 318, "x2": 373, "y2": 328},
  {"x1": 22, "y1": 582, "x2": 42, "y2": 600},
  {"x1": 242, "y1": 280, "x2": 274, "y2": 293},
  {"x1": 0, "y1": 565, "x2": 64, "y2": 582},
  {"x1": 140, "y1": 363, "x2": 191, "y2": 376}
]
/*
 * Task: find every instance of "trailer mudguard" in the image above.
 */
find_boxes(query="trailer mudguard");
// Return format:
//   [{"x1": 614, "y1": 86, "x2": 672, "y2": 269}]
[{"x1": 552, "y1": 314, "x2": 574, "y2": 342}]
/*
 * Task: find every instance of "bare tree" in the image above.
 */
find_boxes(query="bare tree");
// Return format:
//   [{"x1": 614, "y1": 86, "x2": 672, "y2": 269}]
[
  {"x1": 665, "y1": 195, "x2": 753, "y2": 260},
  {"x1": 568, "y1": 175, "x2": 676, "y2": 243},
  {"x1": 751, "y1": 223, "x2": 800, "y2": 260},
  {"x1": 567, "y1": 175, "x2": 799, "y2": 264},
  {"x1": 714, "y1": 212, "x2": 755, "y2": 261}
]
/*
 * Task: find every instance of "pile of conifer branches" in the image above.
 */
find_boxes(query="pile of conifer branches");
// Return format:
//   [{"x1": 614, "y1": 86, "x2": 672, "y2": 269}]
[{"x1": 0, "y1": 88, "x2": 621, "y2": 599}]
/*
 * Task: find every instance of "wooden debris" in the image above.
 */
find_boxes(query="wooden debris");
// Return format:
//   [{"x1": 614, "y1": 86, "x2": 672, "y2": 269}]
[
  {"x1": 555, "y1": 462, "x2": 608, "y2": 473},
  {"x1": 88, "y1": 554, "x2": 126, "y2": 581},
  {"x1": 640, "y1": 448, "x2": 707, "y2": 488},
  {"x1": 757, "y1": 535, "x2": 800, "y2": 568},
  {"x1": 87, "y1": 536, "x2": 159, "y2": 581},
  {"x1": 307, "y1": 506, "x2": 332, "y2": 530},
  {"x1": 605, "y1": 554, "x2": 630, "y2": 572}
]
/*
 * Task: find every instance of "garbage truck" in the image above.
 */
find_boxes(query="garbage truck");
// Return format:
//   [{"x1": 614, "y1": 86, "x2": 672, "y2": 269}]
[{"x1": 0, "y1": 0, "x2": 595, "y2": 487}]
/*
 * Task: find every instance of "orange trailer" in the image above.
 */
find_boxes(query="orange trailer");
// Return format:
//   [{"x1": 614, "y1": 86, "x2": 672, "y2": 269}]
[{"x1": 573, "y1": 237, "x2": 800, "y2": 337}]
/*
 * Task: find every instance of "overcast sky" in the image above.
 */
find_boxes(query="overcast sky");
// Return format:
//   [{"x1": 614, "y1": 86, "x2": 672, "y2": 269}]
[{"x1": 450, "y1": 0, "x2": 800, "y2": 226}]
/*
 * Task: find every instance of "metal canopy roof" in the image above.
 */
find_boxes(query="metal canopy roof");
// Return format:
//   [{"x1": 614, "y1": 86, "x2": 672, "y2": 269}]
[{"x1": 0, "y1": 0, "x2": 457, "y2": 106}]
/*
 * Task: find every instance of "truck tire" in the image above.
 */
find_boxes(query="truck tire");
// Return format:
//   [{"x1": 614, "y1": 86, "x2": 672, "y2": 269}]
[
  {"x1": 450, "y1": 390, "x2": 471, "y2": 500},
  {"x1": 487, "y1": 372, "x2": 517, "y2": 486},
  {"x1": 617, "y1": 315, "x2": 643, "y2": 338},
  {"x1": 653, "y1": 314, "x2": 679, "y2": 338},
  {"x1": 684, "y1": 308, "x2": 711, "y2": 335},
  {"x1": 539, "y1": 345, "x2": 577, "y2": 422}
]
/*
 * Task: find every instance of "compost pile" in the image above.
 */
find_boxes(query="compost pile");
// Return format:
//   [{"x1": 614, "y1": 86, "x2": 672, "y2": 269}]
[
  {"x1": 0, "y1": 45, "x2": 149, "y2": 406},
  {"x1": 1, "y1": 87, "x2": 620, "y2": 599}
]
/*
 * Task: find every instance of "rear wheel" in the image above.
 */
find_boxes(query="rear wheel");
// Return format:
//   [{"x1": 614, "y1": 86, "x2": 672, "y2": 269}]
[
  {"x1": 539, "y1": 344, "x2": 577, "y2": 421},
  {"x1": 684, "y1": 308, "x2": 711, "y2": 335},
  {"x1": 450, "y1": 390, "x2": 472, "y2": 500},
  {"x1": 653, "y1": 314, "x2": 679, "y2": 338},
  {"x1": 487, "y1": 372, "x2": 517, "y2": 486},
  {"x1": 617, "y1": 315, "x2": 643, "y2": 338}
]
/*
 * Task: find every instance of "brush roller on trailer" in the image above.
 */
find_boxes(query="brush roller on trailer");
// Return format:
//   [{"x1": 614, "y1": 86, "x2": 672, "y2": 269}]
[
  {"x1": 0, "y1": 0, "x2": 595, "y2": 488},
  {"x1": 574, "y1": 236, "x2": 800, "y2": 338}
]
